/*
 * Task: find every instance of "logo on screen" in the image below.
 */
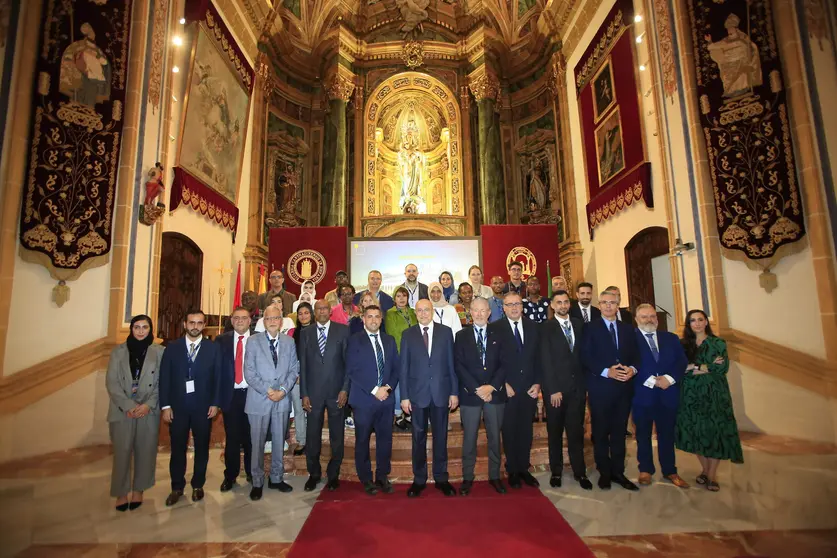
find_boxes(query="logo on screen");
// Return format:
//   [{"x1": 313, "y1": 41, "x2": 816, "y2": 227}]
[
  {"x1": 506, "y1": 247, "x2": 537, "y2": 279},
  {"x1": 287, "y1": 250, "x2": 327, "y2": 286}
]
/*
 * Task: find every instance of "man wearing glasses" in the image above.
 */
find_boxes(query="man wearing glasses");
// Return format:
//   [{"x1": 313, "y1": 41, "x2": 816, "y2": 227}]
[
  {"x1": 258, "y1": 270, "x2": 297, "y2": 317},
  {"x1": 487, "y1": 292, "x2": 541, "y2": 489}
]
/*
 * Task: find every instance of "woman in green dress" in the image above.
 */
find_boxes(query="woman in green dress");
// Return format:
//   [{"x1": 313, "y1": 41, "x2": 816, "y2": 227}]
[
  {"x1": 675, "y1": 309, "x2": 744, "y2": 492},
  {"x1": 385, "y1": 287, "x2": 417, "y2": 430}
]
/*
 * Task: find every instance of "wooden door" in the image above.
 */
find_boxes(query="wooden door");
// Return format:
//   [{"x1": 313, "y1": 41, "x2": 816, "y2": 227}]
[
  {"x1": 157, "y1": 232, "x2": 203, "y2": 344},
  {"x1": 624, "y1": 227, "x2": 670, "y2": 330}
]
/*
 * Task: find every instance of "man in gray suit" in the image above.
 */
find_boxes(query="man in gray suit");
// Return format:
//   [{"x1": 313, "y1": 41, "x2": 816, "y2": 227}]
[
  {"x1": 300, "y1": 299, "x2": 350, "y2": 492},
  {"x1": 244, "y1": 305, "x2": 299, "y2": 500}
]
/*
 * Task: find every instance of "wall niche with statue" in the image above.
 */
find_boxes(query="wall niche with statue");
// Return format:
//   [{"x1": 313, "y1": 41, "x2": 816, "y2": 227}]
[{"x1": 263, "y1": 111, "x2": 309, "y2": 242}]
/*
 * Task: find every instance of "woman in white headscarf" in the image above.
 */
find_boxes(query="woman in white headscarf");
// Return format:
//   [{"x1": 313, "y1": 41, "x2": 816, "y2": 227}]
[
  {"x1": 292, "y1": 280, "x2": 317, "y2": 312},
  {"x1": 428, "y1": 281, "x2": 462, "y2": 335}
]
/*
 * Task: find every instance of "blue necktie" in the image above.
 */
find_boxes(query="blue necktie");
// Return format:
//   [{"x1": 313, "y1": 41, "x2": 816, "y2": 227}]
[
  {"x1": 372, "y1": 334, "x2": 384, "y2": 386},
  {"x1": 269, "y1": 337, "x2": 278, "y2": 367},
  {"x1": 609, "y1": 321, "x2": 618, "y2": 350},
  {"x1": 318, "y1": 327, "x2": 327, "y2": 356},
  {"x1": 513, "y1": 321, "x2": 523, "y2": 351},
  {"x1": 476, "y1": 327, "x2": 485, "y2": 365},
  {"x1": 646, "y1": 333, "x2": 660, "y2": 362},
  {"x1": 562, "y1": 322, "x2": 574, "y2": 352}
]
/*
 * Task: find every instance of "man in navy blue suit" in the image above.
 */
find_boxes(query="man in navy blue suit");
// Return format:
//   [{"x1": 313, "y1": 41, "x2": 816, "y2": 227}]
[
  {"x1": 217, "y1": 306, "x2": 253, "y2": 492},
  {"x1": 580, "y1": 291, "x2": 640, "y2": 491},
  {"x1": 346, "y1": 305, "x2": 399, "y2": 496},
  {"x1": 353, "y1": 270, "x2": 395, "y2": 322},
  {"x1": 160, "y1": 309, "x2": 222, "y2": 506},
  {"x1": 399, "y1": 299, "x2": 458, "y2": 498},
  {"x1": 633, "y1": 304, "x2": 689, "y2": 489}
]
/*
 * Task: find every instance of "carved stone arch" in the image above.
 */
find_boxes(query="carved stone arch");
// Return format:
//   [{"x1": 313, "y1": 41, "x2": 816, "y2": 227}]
[{"x1": 372, "y1": 219, "x2": 458, "y2": 237}]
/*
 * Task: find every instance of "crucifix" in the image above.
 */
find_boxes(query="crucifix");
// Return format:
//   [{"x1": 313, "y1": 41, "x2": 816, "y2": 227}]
[{"x1": 216, "y1": 261, "x2": 233, "y2": 336}]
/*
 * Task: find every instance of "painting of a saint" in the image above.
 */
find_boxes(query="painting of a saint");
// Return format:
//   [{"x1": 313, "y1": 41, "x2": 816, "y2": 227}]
[
  {"x1": 592, "y1": 58, "x2": 616, "y2": 121},
  {"x1": 178, "y1": 26, "x2": 250, "y2": 204},
  {"x1": 59, "y1": 23, "x2": 110, "y2": 107},
  {"x1": 705, "y1": 13, "x2": 763, "y2": 98},
  {"x1": 595, "y1": 109, "x2": 625, "y2": 185}
]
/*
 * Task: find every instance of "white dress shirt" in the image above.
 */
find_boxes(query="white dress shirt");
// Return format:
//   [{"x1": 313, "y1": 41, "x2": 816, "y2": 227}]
[
  {"x1": 506, "y1": 317, "x2": 525, "y2": 344},
  {"x1": 432, "y1": 304, "x2": 462, "y2": 335},
  {"x1": 419, "y1": 320, "x2": 435, "y2": 356},
  {"x1": 367, "y1": 328, "x2": 388, "y2": 395},
  {"x1": 234, "y1": 330, "x2": 250, "y2": 389}
]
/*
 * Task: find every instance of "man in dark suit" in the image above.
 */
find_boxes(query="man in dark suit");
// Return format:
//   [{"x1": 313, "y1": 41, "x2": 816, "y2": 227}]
[
  {"x1": 541, "y1": 290, "x2": 592, "y2": 490},
  {"x1": 400, "y1": 263, "x2": 429, "y2": 309},
  {"x1": 580, "y1": 290, "x2": 641, "y2": 491},
  {"x1": 633, "y1": 304, "x2": 689, "y2": 488},
  {"x1": 299, "y1": 300, "x2": 350, "y2": 492},
  {"x1": 354, "y1": 270, "x2": 395, "y2": 318},
  {"x1": 489, "y1": 291, "x2": 541, "y2": 489},
  {"x1": 399, "y1": 299, "x2": 458, "y2": 497},
  {"x1": 346, "y1": 305, "x2": 399, "y2": 495},
  {"x1": 160, "y1": 309, "x2": 222, "y2": 506},
  {"x1": 604, "y1": 286, "x2": 634, "y2": 325},
  {"x1": 569, "y1": 282, "x2": 601, "y2": 323},
  {"x1": 454, "y1": 298, "x2": 507, "y2": 495},
  {"x1": 217, "y1": 306, "x2": 253, "y2": 492}
]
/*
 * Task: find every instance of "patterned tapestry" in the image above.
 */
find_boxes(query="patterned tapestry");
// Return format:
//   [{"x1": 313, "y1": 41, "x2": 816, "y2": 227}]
[
  {"x1": 688, "y1": 0, "x2": 805, "y2": 259},
  {"x1": 19, "y1": 0, "x2": 132, "y2": 277}
]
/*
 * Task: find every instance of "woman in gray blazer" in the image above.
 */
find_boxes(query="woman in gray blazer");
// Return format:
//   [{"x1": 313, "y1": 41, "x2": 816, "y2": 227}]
[{"x1": 106, "y1": 314, "x2": 164, "y2": 511}]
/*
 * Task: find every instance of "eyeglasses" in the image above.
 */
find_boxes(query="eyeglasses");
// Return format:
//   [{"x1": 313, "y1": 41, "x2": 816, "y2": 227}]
[
  {"x1": 264, "y1": 316, "x2": 282, "y2": 322},
  {"x1": 503, "y1": 302, "x2": 523, "y2": 308},
  {"x1": 600, "y1": 301, "x2": 619, "y2": 306}
]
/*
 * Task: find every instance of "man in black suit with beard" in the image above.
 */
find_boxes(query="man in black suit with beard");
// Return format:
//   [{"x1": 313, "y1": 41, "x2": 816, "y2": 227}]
[{"x1": 570, "y1": 282, "x2": 601, "y2": 324}]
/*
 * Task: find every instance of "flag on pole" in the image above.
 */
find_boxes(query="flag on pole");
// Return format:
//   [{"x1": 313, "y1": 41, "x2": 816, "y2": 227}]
[
  {"x1": 258, "y1": 264, "x2": 267, "y2": 294},
  {"x1": 232, "y1": 261, "x2": 242, "y2": 311},
  {"x1": 546, "y1": 260, "x2": 552, "y2": 298}
]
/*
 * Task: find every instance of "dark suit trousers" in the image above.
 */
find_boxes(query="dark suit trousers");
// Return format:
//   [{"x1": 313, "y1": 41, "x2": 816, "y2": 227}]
[
  {"x1": 545, "y1": 388, "x2": 587, "y2": 477},
  {"x1": 589, "y1": 390, "x2": 632, "y2": 478},
  {"x1": 633, "y1": 403, "x2": 678, "y2": 476},
  {"x1": 306, "y1": 397, "x2": 346, "y2": 480},
  {"x1": 169, "y1": 409, "x2": 212, "y2": 491},
  {"x1": 353, "y1": 402, "x2": 394, "y2": 483},
  {"x1": 460, "y1": 403, "x2": 504, "y2": 481},
  {"x1": 222, "y1": 389, "x2": 252, "y2": 482},
  {"x1": 502, "y1": 392, "x2": 537, "y2": 475},
  {"x1": 411, "y1": 403, "x2": 449, "y2": 484}
]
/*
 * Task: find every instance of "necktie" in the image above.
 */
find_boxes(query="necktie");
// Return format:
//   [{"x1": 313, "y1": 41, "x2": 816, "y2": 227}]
[
  {"x1": 562, "y1": 322, "x2": 574, "y2": 352},
  {"x1": 609, "y1": 322, "x2": 618, "y2": 349},
  {"x1": 476, "y1": 327, "x2": 485, "y2": 365},
  {"x1": 646, "y1": 333, "x2": 660, "y2": 362},
  {"x1": 188, "y1": 342, "x2": 197, "y2": 362},
  {"x1": 269, "y1": 338, "x2": 278, "y2": 367},
  {"x1": 235, "y1": 335, "x2": 244, "y2": 384},
  {"x1": 318, "y1": 327, "x2": 327, "y2": 356},
  {"x1": 513, "y1": 321, "x2": 523, "y2": 350},
  {"x1": 372, "y1": 334, "x2": 384, "y2": 386},
  {"x1": 582, "y1": 308, "x2": 589, "y2": 323},
  {"x1": 423, "y1": 326, "x2": 429, "y2": 351}
]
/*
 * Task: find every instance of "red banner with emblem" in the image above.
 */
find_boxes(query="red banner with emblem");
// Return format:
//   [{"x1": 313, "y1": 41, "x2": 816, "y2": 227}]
[
  {"x1": 480, "y1": 225, "x2": 560, "y2": 289},
  {"x1": 268, "y1": 227, "x2": 347, "y2": 297}
]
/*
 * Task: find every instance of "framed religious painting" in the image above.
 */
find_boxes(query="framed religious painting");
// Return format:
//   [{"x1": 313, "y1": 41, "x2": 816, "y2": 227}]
[
  {"x1": 594, "y1": 108, "x2": 626, "y2": 186},
  {"x1": 176, "y1": 24, "x2": 252, "y2": 205},
  {"x1": 592, "y1": 58, "x2": 617, "y2": 122}
]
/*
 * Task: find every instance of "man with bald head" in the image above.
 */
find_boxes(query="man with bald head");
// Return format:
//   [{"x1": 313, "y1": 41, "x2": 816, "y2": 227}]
[
  {"x1": 454, "y1": 297, "x2": 507, "y2": 495},
  {"x1": 400, "y1": 299, "x2": 458, "y2": 497},
  {"x1": 299, "y1": 299, "x2": 350, "y2": 492},
  {"x1": 400, "y1": 263, "x2": 429, "y2": 309}
]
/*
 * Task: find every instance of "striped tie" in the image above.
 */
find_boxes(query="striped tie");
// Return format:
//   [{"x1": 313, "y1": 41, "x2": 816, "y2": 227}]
[
  {"x1": 318, "y1": 327, "x2": 327, "y2": 356},
  {"x1": 562, "y1": 322, "x2": 574, "y2": 352},
  {"x1": 269, "y1": 338, "x2": 278, "y2": 367},
  {"x1": 372, "y1": 334, "x2": 384, "y2": 386}
]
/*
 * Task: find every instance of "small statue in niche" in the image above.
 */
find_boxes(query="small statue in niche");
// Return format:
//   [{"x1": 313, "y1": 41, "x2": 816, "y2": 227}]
[
  {"x1": 526, "y1": 159, "x2": 548, "y2": 211},
  {"x1": 139, "y1": 162, "x2": 166, "y2": 226}
]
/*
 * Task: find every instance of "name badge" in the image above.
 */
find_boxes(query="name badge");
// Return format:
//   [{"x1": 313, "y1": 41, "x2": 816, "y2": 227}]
[{"x1": 186, "y1": 380, "x2": 195, "y2": 394}]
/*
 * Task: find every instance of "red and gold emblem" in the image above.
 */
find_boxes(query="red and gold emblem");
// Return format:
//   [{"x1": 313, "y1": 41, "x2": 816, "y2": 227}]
[
  {"x1": 287, "y1": 249, "x2": 326, "y2": 286},
  {"x1": 506, "y1": 246, "x2": 537, "y2": 279}
]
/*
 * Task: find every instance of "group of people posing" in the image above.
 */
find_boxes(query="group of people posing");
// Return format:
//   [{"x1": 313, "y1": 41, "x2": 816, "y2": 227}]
[{"x1": 105, "y1": 262, "x2": 743, "y2": 510}]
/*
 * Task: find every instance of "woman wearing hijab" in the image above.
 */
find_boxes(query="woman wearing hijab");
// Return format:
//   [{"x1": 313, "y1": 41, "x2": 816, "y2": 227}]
[
  {"x1": 105, "y1": 315, "x2": 165, "y2": 511},
  {"x1": 439, "y1": 271, "x2": 458, "y2": 304},
  {"x1": 290, "y1": 302, "x2": 314, "y2": 456},
  {"x1": 428, "y1": 281, "x2": 463, "y2": 335},
  {"x1": 292, "y1": 280, "x2": 317, "y2": 313}
]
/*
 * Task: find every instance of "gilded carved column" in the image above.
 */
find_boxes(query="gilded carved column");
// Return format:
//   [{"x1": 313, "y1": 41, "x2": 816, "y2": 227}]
[
  {"x1": 352, "y1": 84, "x2": 364, "y2": 236},
  {"x1": 459, "y1": 86, "x2": 476, "y2": 235},
  {"x1": 470, "y1": 72, "x2": 506, "y2": 225},
  {"x1": 320, "y1": 73, "x2": 355, "y2": 227}
]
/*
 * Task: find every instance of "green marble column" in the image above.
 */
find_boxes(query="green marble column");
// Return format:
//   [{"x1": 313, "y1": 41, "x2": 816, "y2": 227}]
[
  {"x1": 477, "y1": 97, "x2": 506, "y2": 225},
  {"x1": 320, "y1": 98, "x2": 348, "y2": 226}
]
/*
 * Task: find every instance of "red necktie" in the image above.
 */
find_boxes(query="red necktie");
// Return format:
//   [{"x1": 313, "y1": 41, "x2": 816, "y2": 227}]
[{"x1": 235, "y1": 335, "x2": 244, "y2": 384}]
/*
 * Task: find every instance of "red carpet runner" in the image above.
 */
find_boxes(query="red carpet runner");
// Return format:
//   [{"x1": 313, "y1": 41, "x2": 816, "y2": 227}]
[{"x1": 288, "y1": 481, "x2": 594, "y2": 558}]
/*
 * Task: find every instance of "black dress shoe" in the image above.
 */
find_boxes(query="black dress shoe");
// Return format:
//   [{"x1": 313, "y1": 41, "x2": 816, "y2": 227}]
[
  {"x1": 128, "y1": 501, "x2": 143, "y2": 511},
  {"x1": 508, "y1": 473, "x2": 522, "y2": 489},
  {"x1": 326, "y1": 478, "x2": 340, "y2": 491},
  {"x1": 246, "y1": 474, "x2": 253, "y2": 484},
  {"x1": 459, "y1": 480, "x2": 473, "y2": 496},
  {"x1": 575, "y1": 475, "x2": 593, "y2": 490},
  {"x1": 363, "y1": 481, "x2": 378, "y2": 496},
  {"x1": 165, "y1": 490, "x2": 183, "y2": 507},
  {"x1": 250, "y1": 486, "x2": 263, "y2": 501},
  {"x1": 376, "y1": 477, "x2": 394, "y2": 494},
  {"x1": 521, "y1": 472, "x2": 540, "y2": 487},
  {"x1": 549, "y1": 476, "x2": 562, "y2": 488},
  {"x1": 293, "y1": 445, "x2": 306, "y2": 456},
  {"x1": 115, "y1": 502, "x2": 129, "y2": 512},
  {"x1": 268, "y1": 480, "x2": 293, "y2": 493},
  {"x1": 407, "y1": 482, "x2": 425, "y2": 497},
  {"x1": 220, "y1": 479, "x2": 235, "y2": 492},
  {"x1": 613, "y1": 475, "x2": 640, "y2": 491},
  {"x1": 395, "y1": 417, "x2": 410, "y2": 431},
  {"x1": 435, "y1": 481, "x2": 456, "y2": 496},
  {"x1": 304, "y1": 476, "x2": 320, "y2": 492},
  {"x1": 191, "y1": 488, "x2": 205, "y2": 502},
  {"x1": 598, "y1": 476, "x2": 612, "y2": 490},
  {"x1": 489, "y1": 479, "x2": 507, "y2": 494}
]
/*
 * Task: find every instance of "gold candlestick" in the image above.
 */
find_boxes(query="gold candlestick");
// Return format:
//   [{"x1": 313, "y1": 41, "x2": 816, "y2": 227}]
[{"x1": 216, "y1": 261, "x2": 232, "y2": 336}]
